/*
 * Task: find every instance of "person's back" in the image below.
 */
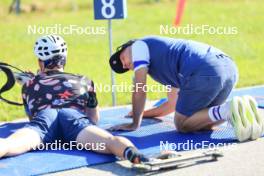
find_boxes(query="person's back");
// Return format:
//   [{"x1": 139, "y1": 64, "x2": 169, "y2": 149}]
[
  {"x1": 22, "y1": 70, "x2": 96, "y2": 118},
  {"x1": 141, "y1": 35, "x2": 227, "y2": 87}
]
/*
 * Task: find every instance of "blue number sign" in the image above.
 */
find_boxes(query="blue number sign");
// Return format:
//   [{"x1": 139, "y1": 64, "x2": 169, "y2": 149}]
[{"x1": 94, "y1": 0, "x2": 127, "y2": 20}]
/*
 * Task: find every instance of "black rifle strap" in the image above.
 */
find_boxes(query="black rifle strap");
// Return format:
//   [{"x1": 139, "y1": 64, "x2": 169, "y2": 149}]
[{"x1": 0, "y1": 63, "x2": 23, "y2": 106}]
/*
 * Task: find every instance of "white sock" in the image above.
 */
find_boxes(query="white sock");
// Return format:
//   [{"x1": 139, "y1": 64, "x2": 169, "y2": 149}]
[{"x1": 208, "y1": 101, "x2": 231, "y2": 122}]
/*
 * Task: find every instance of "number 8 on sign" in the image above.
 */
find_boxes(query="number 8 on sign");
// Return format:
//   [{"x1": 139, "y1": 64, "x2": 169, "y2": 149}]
[
  {"x1": 94, "y1": 0, "x2": 127, "y2": 20},
  {"x1": 101, "y1": 0, "x2": 115, "y2": 18}
]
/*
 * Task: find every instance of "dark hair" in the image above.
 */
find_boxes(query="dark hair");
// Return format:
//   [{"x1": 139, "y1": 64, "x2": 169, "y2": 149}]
[{"x1": 43, "y1": 55, "x2": 66, "y2": 69}]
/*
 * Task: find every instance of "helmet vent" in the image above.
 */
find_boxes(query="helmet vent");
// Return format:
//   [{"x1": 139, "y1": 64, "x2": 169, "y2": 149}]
[
  {"x1": 42, "y1": 39, "x2": 47, "y2": 43},
  {"x1": 44, "y1": 52, "x2": 50, "y2": 56},
  {"x1": 38, "y1": 47, "x2": 42, "y2": 50},
  {"x1": 51, "y1": 50, "x2": 60, "y2": 54}
]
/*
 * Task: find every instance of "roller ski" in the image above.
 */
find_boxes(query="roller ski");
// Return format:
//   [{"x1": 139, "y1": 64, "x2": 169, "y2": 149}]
[{"x1": 133, "y1": 149, "x2": 223, "y2": 173}]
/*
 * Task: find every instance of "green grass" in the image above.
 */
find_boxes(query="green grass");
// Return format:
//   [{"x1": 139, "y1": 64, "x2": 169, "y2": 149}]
[{"x1": 0, "y1": 0, "x2": 264, "y2": 121}]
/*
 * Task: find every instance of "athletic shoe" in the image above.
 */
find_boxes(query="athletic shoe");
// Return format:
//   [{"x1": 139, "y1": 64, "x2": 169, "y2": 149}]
[
  {"x1": 242, "y1": 95, "x2": 264, "y2": 140},
  {"x1": 229, "y1": 96, "x2": 251, "y2": 142}
]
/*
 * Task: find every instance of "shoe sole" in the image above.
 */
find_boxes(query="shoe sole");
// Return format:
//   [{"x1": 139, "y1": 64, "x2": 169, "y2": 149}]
[
  {"x1": 243, "y1": 95, "x2": 264, "y2": 140},
  {"x1": 230, "y1": 96, "x2": 251, "y2": 142}
]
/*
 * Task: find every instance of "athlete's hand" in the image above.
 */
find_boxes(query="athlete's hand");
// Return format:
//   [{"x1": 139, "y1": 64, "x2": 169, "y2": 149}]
[{"x1": 108, "y1": 123, "x2": 139, "y2": 131}]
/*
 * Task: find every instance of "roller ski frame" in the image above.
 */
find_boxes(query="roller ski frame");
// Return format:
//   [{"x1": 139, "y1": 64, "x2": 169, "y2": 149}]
[{"x1": 133, "y1": 149, "x2": 223, "y2": 173}]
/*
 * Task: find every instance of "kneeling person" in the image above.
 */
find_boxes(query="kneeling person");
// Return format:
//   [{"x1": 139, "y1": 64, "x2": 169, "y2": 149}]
[{"x1": 108, "y1": 35, "x2": 264, "y2": 141}]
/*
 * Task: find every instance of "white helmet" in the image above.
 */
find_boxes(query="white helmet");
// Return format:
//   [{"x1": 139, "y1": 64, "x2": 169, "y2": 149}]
[{"x1": 34, "y1": 35, "x2": 67, "y2": 61}]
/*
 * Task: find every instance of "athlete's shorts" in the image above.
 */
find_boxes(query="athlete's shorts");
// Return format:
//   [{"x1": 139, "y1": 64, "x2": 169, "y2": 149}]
[
  {"x1": 24, "y1": 108, "x2": 93, "y2": 143},
  {"x1": 176, "y1": 53, "x2": 239, "y2": 117}
]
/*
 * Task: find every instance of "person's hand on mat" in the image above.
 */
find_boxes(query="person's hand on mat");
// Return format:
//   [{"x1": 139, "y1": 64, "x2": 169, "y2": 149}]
[{"x1": 108, "y1": 123, "x2": 138, "y2": 131}]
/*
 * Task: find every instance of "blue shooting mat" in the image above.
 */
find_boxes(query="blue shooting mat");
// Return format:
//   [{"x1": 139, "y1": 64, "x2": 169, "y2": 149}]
[
  {"x1": 0, "y1": 86, "x2": 263, "y2": 176},
  {"x1": 229, "y1": 86, "x2": 264, "y2": 108}
]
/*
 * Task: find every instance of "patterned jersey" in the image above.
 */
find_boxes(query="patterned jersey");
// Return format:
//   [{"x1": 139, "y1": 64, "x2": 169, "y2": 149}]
[{"x1": 22, "y1": 71, "x2": 97, "y2": 118}]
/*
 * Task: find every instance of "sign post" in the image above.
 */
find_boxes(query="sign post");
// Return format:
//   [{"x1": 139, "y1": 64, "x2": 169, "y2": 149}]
[
  {"x1": 94, "y1": 0, "x2": 127, "y2": 106},
  {"x1": 16, "y1": 0, "x2": 20, "y2": 15}
]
